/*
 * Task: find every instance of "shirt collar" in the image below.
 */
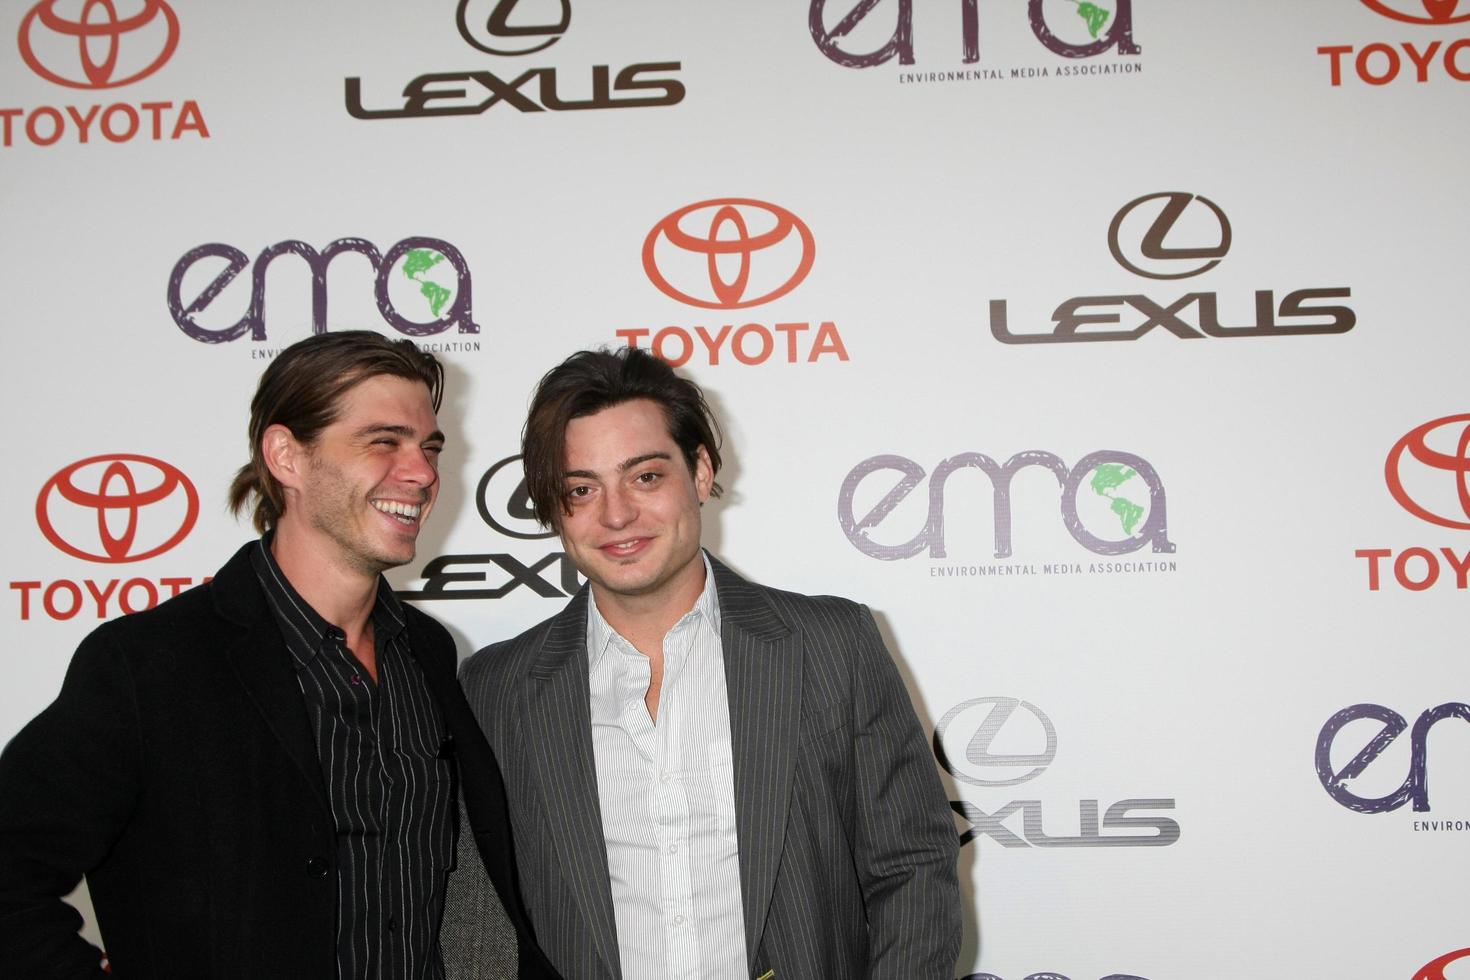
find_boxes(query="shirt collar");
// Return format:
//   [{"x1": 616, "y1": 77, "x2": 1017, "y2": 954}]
[
  {"x1": 251, "y1": 534, "x2": 407, "y2": 668},
  {"x1": 586, "y1": 552, "x2": 720, "y2": 674}
]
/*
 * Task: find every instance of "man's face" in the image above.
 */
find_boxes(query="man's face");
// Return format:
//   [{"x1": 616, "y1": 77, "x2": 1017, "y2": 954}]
[
  {"x1": 558, "y1": 398, "x2": 713, "y2": 611},
  {"x1": 292, "y1": 374, "x2": 443, "y2": 577}
]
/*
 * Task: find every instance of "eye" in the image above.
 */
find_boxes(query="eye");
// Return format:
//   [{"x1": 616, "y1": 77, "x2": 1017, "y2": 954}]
[
  {"x1": 634, "y1": 470, "x2": 661, "y2": 485},
  {"x1": 565, "y1": 484, "x2": 593, "y2": 501}
]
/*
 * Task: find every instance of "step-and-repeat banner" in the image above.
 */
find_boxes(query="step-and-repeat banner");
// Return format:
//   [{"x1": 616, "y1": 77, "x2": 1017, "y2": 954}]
[{"x1": 2, "y1": 1, "x2": 1467, "y2": 977}]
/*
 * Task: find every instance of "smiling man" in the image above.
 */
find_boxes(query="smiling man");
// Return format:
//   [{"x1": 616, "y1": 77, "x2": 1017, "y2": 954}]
[
  {"x1": 459, "y1": 347, "x2": 961, "y2": 980},
  {"x1": 0, "y1": 332, "x2": 559, "y2": 980}
]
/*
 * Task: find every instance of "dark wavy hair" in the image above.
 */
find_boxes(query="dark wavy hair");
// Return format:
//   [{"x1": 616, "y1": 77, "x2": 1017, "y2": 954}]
[
  {"x1": 522, "y1": 347, "x2": 723, "y2": 527},
  {"x1": 228, "y1": 330, "x2": 444, "y2": 532}
]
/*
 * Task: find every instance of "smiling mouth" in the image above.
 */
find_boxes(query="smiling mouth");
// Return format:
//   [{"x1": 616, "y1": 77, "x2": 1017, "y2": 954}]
[
  {"x1": 600, "y1": 538, "x2": 648, "y2": 557},
  {"x1": 372, "y1": 500, "x2": 423, "y2": 525}
]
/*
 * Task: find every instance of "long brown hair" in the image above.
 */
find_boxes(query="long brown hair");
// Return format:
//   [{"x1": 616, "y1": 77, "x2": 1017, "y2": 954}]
[{"x1": 228, "y1": 331, "x2": 444, "y2": 532}]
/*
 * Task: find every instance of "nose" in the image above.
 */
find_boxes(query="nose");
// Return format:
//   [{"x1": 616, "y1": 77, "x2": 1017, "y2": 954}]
[
  {"x1": 599, "y1": 484, "x2": 636, "y2": 529},
  {"x1": 396, "y1": 446, "x2": 438, "y2": 492}
]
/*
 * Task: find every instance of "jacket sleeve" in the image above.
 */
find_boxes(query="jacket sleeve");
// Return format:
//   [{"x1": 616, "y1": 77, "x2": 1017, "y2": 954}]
[
  {"x1": 849, "y1": 606, "x2": 962, "y2": 979},
  {"x1": 0, "y1": 629, "x2": 141, "y2": 979}
]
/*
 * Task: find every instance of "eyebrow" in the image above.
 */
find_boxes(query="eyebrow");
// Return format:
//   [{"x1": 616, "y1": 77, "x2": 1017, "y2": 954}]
[
  {"x1": 354, "y1": 424, "x2": 446, "y2": 444},
  {"x1": 564, "y1": 452, "x2": 671, "y2": 481}
]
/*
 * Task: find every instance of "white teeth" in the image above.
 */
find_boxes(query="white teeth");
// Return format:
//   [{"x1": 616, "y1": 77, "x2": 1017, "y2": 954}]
[{"x1": 372, "y1": 500, "x2": 421, "y2": 521}]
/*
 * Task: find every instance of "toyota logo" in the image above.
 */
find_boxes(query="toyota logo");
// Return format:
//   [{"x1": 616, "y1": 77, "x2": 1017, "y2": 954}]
[
  {"x1": 933, "y1": 697, "x2": 1057, "y2": 788},
  {"x1": 1361, "y1": 0, "x2": 1470, "y2": 25},
  {"x1": 1386, "y1": 413, "x2": 1470, "y2": 530},
  {"x1": 643, "y1": 198, "x2": 816, "y2": 310},
  {"x1": 18, "y1": 0, "x2": 180, "y2": 90},
  {"x1": 476, "y1": 455, "x2": 554, "y2": 540},
  {"x1": 1416, "y1": 948, "x2": 1470, "y2": 980},
  {"x1": 1107, "y1": 191, "x2": 1232, "y2": 280},
  {"x1": 456, "y1": 0, "x2": 570, "y2": 56},
  {"x1": 36, "y1": 454, "x2": 199, "y2": 563}
]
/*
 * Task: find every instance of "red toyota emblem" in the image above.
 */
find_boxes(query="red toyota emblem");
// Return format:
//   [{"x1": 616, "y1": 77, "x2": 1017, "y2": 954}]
[
  {"x1": 36, "y1": 454, "x2": 199, "y2": 563},
  {"x1": 1360, "y1": 0, "x2": 1470, "y2": 24},
  {"x1": 1415, "y1": 948, "x2": 1470, "y2": 980},
  {"x1": 642, "y1": 198, "x2": 816, "y2": 310},
  {"x1": 1385, "y1": 414, "x2": 1470, "y2": 530},
  {"x1": 18, "y1": 0, "x2": 180, "y2": 90}
]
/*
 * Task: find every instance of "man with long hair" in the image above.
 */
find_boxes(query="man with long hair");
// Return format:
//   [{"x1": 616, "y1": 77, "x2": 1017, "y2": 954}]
[{"x1": 0, "y1": 331, "x2": 558, "y2": 980}]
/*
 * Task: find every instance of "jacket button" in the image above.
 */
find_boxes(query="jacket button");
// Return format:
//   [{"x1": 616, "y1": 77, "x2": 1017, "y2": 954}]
[{"x1": 306, "y1": 857, "x2": 329, "y2": 878}]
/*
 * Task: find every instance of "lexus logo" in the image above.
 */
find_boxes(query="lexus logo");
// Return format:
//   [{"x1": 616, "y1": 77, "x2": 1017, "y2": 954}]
[
  {"x1": 18, "y1": 0, "x2": 180, "y2": 90},
  {"x1": 933, "y1": 697, "x2": 1057, "y2": 788},
  {"x1": 1416, "y1": 948, "x2": 1470, "y2": 980},
  {"x1": 1107, "y1": 192, "x2": 1232, "y2": 280},
  {"x1": 1361, "y1": 0, "x2": 1470, "y2": 25},
  {"x1": 456, "y1": 0, "x2": 570, "y2": 56},
  {"x1": 36, "y1": 455, "x2": 199, "y2": 563},
  {"x1": 476, "y1": 455, "x2": 554, "y2": 540},
  {"x1": 1386, "y1": 413, "x2": 1470, "y2": 530},
  {"x1": 643, "y1": 198, "x2": 816, "y2": 310}
]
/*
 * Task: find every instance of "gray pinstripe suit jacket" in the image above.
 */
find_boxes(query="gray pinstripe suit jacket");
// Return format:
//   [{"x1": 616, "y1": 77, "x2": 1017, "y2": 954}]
[{"x1": 459, "y1": 555, "x2": 961, "y2": 980}]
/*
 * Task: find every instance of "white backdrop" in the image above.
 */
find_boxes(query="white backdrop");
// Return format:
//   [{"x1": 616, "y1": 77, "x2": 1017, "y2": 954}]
[{"x1": 3, "y1": 1, "x2": 1468, "y2": 978}]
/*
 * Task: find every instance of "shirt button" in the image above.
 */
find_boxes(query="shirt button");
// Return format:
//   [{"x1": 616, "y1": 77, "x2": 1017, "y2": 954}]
[
  {"x1": 388, "y1": 916, "x2": 398, "y2": 933},
  {"x1": 667, "y1": 843, "x2": 678, "y2": 854},
  {"x1": 305, "y1": 857, "x2": 329, "y2": 878},
  {"x1": 673, "y1": 914, "x2": 685, "y2": 926},
  {"x1": 659, "y1": 771, "x2": 671, "y2": 784}
]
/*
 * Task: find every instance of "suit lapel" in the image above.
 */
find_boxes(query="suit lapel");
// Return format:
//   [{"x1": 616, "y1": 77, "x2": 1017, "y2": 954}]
[
  {"x1": 713, "y1": 557, "x2": 804, "y2": 963},
  {"x1": 524, "y1": 591, "x2": 622, "y2": 980},
  {"x1": 213, "y1": 545, "x2": 331, "y2": 819}
]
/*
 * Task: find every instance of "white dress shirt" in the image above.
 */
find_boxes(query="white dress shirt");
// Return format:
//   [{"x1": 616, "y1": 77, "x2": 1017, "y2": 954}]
[{"x1": 586, "y1": 556, "x2": 747, "y2": 980}]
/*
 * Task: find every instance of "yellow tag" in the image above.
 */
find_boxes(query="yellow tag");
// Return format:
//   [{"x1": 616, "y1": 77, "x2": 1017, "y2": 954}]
[{"x1": 756, "y1": 972, "x2": 775, "y2": 980}]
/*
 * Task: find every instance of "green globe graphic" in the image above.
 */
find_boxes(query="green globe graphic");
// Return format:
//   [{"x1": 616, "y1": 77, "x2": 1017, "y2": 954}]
[
  {"x1": 1066, "y1": 0, "x2": 1111, "y2": 38},
  {"x1": 401, "y1": 248, "x2": 453, "y2": 317},
  {"x1": 1086, "y1": 462, "x2": 1148, "y2": 538}
]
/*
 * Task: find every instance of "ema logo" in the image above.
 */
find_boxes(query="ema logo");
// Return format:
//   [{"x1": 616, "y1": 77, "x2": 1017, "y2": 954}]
[
  {"x1": 346, "y1": 0, "x2": 683, "y2": 119},
  {"x1": 991, "y1": 191, "x2": 1355, "y2": 344},
  {"x1": 1417, "y1": 949, "x2": 1470, "y2": 980},
  {"x1": 838, "y1": 449, "x2": 1176, "y2": 572},
  {"x1": 12, "y1": 454, "x2": 212, "y2": 621},
  {"x1": 398, "y1": 454, "x2": 581, "y2": 602},
  {"x1": 1355, "y1": 414, "x2": 1470, "y2": 591},
  {"x1": 166, "y1": 237, "x2": 479, "y2": 350},
  {"x1": 1316, "y1": 702, "x2": 1469, "y2": 818},
  {"x1": 4, "y1": 0, "x2": 207, "y2": 148},
  {"x1": 1319, "y1": 1, "x2": 1470, "y2": 86},
  {"x1": 617, "y1": 198, "x2": 849, "y2": 367},
  {"x1": 936, "y1": 697, "x2": 1179, "y2": 849},
  {"x1": 811, "y1": 0, "x2": 1140, "y2": 76}
]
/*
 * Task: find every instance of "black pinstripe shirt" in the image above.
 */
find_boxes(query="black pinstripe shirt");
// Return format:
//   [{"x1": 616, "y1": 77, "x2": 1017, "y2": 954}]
[{"x1": 252, "y1": 539, "x2": 453, "y2": 980}]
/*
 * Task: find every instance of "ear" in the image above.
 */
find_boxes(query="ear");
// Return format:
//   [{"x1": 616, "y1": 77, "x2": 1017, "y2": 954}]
[
  {"x1": 261, "y1": 423, "x2": 307, "y2": 493},
  {"x1": 693, "y1": 445, "x2": 715, "y2": 504}
]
